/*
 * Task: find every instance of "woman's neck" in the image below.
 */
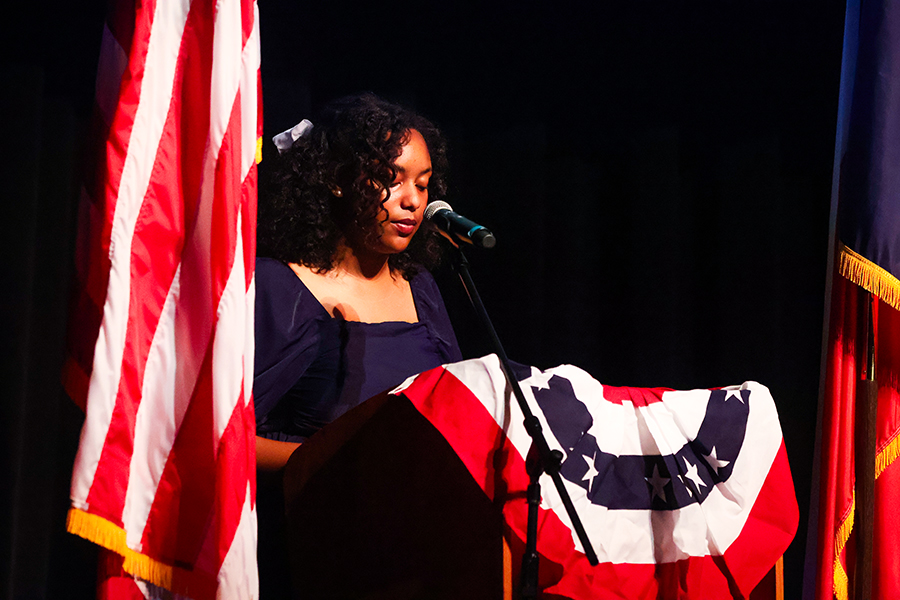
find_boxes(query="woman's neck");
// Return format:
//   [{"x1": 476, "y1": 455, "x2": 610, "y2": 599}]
[
  {"x1": 289, "y1": 243, "x2": 415, "y2": 323},
  {"x1": 332, "y1": 243, "x2": 395, "y2": 281}
]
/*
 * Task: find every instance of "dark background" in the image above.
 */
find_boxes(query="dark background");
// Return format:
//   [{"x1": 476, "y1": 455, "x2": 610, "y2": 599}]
[{"x1": 2, "y1": 1, "x2": 846, "y2": 598}]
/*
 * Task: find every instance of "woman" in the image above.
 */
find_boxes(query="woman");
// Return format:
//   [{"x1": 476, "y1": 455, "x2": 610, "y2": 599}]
[
  {"x1": 253, "y1": 93, "x2": 462, "y2": 595},
  {"x1": 254, "y1": 92, "x2": 461, "y2": 467}
]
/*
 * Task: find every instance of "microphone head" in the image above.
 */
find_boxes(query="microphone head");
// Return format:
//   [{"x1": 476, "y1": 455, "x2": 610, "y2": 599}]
[{"x1": 424, "y1": 200, "x2": 452, "y2": 221}]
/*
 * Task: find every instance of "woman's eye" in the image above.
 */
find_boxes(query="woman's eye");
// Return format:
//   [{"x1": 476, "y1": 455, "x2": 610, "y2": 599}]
[
  {"x1": 390, "y1": 181, "x2": 401, "y2": 188},
  {"x1": 417, "y1": 184, "x2": 428, "y2": 192}
]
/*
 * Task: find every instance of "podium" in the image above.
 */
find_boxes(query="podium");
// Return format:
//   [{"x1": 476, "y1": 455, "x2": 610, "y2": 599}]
[
  {"x1": 278, "y1": 356, "x2": 796, "y2": 599},
  {"x1": 282, "y1": 392, "x2": 506, "y2": 599}
]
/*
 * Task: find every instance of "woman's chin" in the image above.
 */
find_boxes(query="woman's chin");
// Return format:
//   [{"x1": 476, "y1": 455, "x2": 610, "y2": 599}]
[
  {"x1": 381, "y1": 242, "x2": 411, "y2": 255},
  {"x1": 353, "y1": 240, "x2": 411, "y2": 260}
]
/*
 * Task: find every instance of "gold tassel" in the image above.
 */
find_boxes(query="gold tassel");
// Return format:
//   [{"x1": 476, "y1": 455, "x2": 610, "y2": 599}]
[
  {"x1": 66, "y1": 508, "x2": 207, "y2": 597},
  {"x1": 832, "y1": 494, "x2": 855, "y2": 600},
  {"x1": 123, "y1": 552, "x2": 174, "y2": 592},
  {"x1": 66, "y1": 509, "x2": 127, "y2": 553},
  {"x1": 876, "y1": 432, "x2": 900, "y2": 479},
  {"x1": 839, "y1": 244, "x2": 900, "y2": 311}
]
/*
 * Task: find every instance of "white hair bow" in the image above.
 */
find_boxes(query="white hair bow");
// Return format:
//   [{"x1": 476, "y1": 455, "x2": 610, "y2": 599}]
[{"x1": 272, "y1": 119, "x2": 313, "y2": 154}]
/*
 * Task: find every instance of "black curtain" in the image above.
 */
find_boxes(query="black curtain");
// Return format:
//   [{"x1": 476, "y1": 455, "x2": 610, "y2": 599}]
[{"x1": 3, "y1": 2, "x2": 846, "y2": 598}]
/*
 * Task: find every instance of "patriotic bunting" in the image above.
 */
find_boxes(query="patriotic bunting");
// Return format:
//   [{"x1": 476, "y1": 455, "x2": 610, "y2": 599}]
[{"x1": 393, "y1": 355, "x2": 798, "y2": 599}]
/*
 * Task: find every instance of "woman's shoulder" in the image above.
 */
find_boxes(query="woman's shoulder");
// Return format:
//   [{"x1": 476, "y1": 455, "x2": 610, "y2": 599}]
[
  {"x1": 255, "y1": 257, "x2": 326, "y2": 323},
  {"x1": 409, "y1": 268, "x2": 462, "y2": 362},
  {"x1": 255, "y1": 257, "x2": 317, "y2": 296},
  {"x1": 409, "y1": 267, "x2": 439, "y2": 295},
  {"x1": 256, "y1": 256, "x2": 297, "y2": 282},
  {"x1": 409, "y1": 268, "x2": 443, "y2": 314},
  {"x1": 253, "y1": 259, "x2": 335, "y2": 423}
]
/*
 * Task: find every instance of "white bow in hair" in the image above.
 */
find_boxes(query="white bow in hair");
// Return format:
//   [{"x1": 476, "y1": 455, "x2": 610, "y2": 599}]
[{"x1": 272, "y1": 119, "x2": 313, "y2": 154}]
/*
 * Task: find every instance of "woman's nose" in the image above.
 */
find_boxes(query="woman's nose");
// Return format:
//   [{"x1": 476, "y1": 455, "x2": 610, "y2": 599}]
[{"x1": 399, "y1": 183, "x2": 425, "y2": 210}]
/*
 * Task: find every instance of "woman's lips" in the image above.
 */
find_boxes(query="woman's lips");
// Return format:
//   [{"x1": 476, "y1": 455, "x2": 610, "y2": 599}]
[{"x1": 392, "y1": 219, "x2": 418, "y2": 236}]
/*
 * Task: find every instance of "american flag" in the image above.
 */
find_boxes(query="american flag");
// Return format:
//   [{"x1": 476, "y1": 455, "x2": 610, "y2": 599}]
[
  {"x1": 394, "y1": 355, "x2": 798, "y2": 599},
  {"x1": 62, "y1": 0, "x2": 261, "y2": 597}
]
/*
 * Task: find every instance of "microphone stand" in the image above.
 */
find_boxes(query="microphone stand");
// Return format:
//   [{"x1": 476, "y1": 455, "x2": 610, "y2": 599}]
[{"x1": 451, "y1": 247, "x2": 599, "y2": 599}]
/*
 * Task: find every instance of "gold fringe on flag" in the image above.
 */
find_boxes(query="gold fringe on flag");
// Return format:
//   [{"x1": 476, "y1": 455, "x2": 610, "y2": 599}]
[
  {"x1": 876, "y1": 431, "x2": 900, "y2": 479},
  {"x1": 828, "y1": 436, "x2": 899, "y2": 600},
  {"x1": 67, "y1": 508, "x2": 215, "y2": 599},
  {"x1": 832, "y1": 494, "x2": 854, "y2": 600},
  {"x1": 839, "y1": 243, "x2": 900, "y2": 312}
]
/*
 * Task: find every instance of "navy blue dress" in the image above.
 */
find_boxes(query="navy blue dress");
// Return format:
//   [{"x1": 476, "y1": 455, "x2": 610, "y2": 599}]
[
  {"x1": 253, "y1": 258, "x2": 462, "y2": 598},
  {"x1": 253, "y1": 257, "x2": 462, "y2": 442}
]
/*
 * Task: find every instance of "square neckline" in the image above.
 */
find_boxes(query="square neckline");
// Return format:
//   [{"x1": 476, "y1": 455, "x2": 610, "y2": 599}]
[{"x1": 282, "y1": 260, "x2": 423, "y2": 326}]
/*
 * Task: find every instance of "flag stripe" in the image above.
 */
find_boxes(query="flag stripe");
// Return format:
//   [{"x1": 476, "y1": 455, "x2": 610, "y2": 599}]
[
  {"x1": 122, "y1": 267, "x2": 181, "y2": 543},
  {"x1": 239, "y1": 5, "x2": 261, "y2": 180},
  {"x1": 720, "y1": 442, "x2": 798, "y2": 598},
  {"x1": 83, "y1": 0, "x2": 209, "y2": 521},
  {"x1": 139, "y1": 0, "x2": 256, "y2": 571},
  {"x1": 71, "y1": 0, "x2": 191, "y2": 510},
  {"x1": 210, "y1": 389, "x2": 257, "y2": 577},
  {"x1": 62, "y1": 0, "x2": 145, "y2": 410},
  {"x1": 134, "y1": 0, "x2": 253, "y2": 563}
]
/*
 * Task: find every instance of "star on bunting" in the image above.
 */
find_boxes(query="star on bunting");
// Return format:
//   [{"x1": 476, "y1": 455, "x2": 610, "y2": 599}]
[
  {"x1": 678, "y1": 475, "x2": 694, "y2": 498},
  {"x1": 724, "y1": 389, "x2": 746, "y2": 403},
  {"x1": 582, "y1": 451, "x2": 599, "y2": 492},
  {"x1": 645, "y1": 464, "x2": 670, "y2": 502},
  {"x1": 703, "y1": 446, "x2": 730, "y2": 475},
  {"x1": 683, "y1": 456, "x2": 707, "y2": 492},
  {"x1": 526, "y1": 367, "x2": 553, "y2": 390}
]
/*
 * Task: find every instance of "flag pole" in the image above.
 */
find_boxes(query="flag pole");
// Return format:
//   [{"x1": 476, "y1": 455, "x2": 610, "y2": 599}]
[{"x1": 853, "y1": 292, "x2": 876, "y2": 600}]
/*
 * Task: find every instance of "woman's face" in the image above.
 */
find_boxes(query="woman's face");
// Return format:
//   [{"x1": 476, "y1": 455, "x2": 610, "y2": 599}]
[{"x1": 370, "y1": 129, "x2": 431, "y2": 255}]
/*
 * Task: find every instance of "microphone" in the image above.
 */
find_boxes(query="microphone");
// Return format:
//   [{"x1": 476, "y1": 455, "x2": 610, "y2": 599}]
[{"x1": 424, "y1": 201, "x2": 496, "y2": 249}]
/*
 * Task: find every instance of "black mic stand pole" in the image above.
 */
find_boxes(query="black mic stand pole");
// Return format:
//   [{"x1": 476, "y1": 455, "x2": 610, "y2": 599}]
[{"x1": 451, "y1": 247, "x2": 599, "y2": 599}]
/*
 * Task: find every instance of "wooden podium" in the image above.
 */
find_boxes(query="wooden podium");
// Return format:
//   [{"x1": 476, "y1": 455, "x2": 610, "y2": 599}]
[{"x1": 282, "y1": 392, "x2": 506, "y2": 599}]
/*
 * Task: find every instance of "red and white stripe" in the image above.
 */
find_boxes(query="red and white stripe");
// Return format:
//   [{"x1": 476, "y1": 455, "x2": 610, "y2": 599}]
[
  {"x1": 66, "y1": 0, "x2": 261, "y2": 597},
  {"x1": 393, "y1": 355, "x2": 797, "y2": 600}
]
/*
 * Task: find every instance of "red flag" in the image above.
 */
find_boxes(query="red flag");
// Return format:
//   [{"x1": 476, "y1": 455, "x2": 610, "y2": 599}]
[
  {"x1": 808, "y1": 1, "x2": 900, "y2": 598},
  {"x1": 813, "y1": 275, "x2": 900, "y2": 600},
  {"x1": 62, "y1": 0, "x2": 262, "y2": 597},
  {"x1": 393, "y1": 355, "x2": 797, "y2": 599}
]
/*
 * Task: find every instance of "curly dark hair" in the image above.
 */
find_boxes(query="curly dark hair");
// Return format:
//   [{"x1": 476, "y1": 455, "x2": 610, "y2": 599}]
[{"x1": 258, "y1": 93, "x2": 449, "y2": 278}]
